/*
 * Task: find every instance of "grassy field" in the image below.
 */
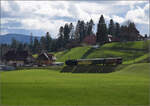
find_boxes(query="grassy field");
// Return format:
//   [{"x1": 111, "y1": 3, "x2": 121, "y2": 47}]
[
  {"x1": 0, "y1": 63, "x2": 150, "y2": 105},
  {"x1": 55, "y1": 41, "x2": 150, "y2": 63}
]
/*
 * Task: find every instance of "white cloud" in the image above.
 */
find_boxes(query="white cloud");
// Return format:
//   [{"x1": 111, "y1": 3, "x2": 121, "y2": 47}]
[
  {"x1": 21, "y1": 18, "x2": 69, "y2": 38},
  {"x1": 112, "y1": 15, "x2": 125, "y2": 23},
  {"x1": 125, "y1": 5, "x2": 149, "y2": 24},
  {"x1": 1, "y1": 1, "x2": 149, "y2": 36}
]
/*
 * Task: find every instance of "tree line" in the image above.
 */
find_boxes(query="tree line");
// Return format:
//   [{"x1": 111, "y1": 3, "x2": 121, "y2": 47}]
[{"x1": 0, "y1": 14, "x2": 147, "y2": 57}]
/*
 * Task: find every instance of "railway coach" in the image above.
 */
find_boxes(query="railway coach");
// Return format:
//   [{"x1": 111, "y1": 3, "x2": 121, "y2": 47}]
[{"x1": 65, "y1": 57, "x2": 122, "y2": 66}]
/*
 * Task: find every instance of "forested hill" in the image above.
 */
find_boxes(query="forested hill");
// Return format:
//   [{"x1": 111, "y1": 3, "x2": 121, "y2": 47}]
[{"x1": 0, "y1": 33, "x2": 41, "y2": 44}]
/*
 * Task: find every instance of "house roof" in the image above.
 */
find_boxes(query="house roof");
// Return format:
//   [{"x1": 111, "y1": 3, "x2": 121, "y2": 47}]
[{"x1": 37, "y1": 53, "x2": 55, "y2": 61}]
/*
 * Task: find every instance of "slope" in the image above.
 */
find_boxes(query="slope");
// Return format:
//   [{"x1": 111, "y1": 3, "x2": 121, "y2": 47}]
[{"x1": 55, "y1": 41, "x2": 149, "y2": 64}]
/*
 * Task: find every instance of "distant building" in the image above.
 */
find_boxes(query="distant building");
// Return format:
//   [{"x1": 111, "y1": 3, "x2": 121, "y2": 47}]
[
  {"x1": 36, "y1": 53, "x2": 56, "y2": 66},
  {"x1": 2, "y1": 50, "x2": 34, "y2": 67},
  {"x1": 108, "y1": 34, "x2": 120, "y2": 42},
  {"x1": 83, "y1": 35, "x2": 96, "y2": 45}
]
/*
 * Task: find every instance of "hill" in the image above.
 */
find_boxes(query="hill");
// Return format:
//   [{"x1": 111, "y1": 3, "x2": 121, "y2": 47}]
[
  {"x1": 55, "y1": 41, "x2": 150, "y2": 63},
  {"x1": 0, "y1": 33, "x2": 41, "y2": 44},
  {"x1": 55, "y1": 46, "x2": 91, "y2": 62}
]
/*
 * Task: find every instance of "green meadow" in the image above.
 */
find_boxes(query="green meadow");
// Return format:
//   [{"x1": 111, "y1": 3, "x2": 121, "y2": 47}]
[
  {"x1": 0, "y1": 63, "x2": 150, "y2": 105},
  {"x1": 0, "y1": 41, "x2": 150, "y2": 105}
]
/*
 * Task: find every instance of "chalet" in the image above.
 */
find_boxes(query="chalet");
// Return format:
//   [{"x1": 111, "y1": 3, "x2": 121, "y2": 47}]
[
  {"x1": 36, "y1": 53, "x2": 56, "y2": 66},
  {"x1": 2, "y1": 50, "x2": 34, "y2": 67},
  {"x1": 83, "y1": 35, "x2": 96, "y2": 45}
]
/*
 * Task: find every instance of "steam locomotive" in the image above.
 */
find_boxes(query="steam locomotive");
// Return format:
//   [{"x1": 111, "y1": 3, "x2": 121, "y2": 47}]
[{"x1": 65, "y1": 57, "x2": 122, "y2": 66}]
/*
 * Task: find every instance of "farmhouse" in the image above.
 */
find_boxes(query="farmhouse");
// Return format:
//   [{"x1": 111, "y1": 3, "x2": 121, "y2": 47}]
[
  {"x1": 36, "y1": 52, "x2": 56, "y2": 66},
  {"x1": 2, "y1": 50, "x2": 34, "y2": 67}
]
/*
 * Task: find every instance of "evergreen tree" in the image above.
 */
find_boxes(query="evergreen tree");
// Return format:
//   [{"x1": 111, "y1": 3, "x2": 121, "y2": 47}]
[
  {"x1": 87, "y1": 19, "x2": 94, "y2": 36},
  {"x1": 29, "y1": 33, "x2": 33, "y2": 52},
  {"x1": 120, "y1": 25, "x2": 128, "y2": 41},
  {"x1": 51, "y1": 39, "x2": 57, "y2": 52},
  {"x1": 79, "y1": 21, "x2": 85, "y2": 42},
  {"x1": 58, "y1": 26, "x2": 64, "y2": 49},
  {"x1": 33, "y1": 37, "x2": 40, "y2": 53},
  {"x1": 75, "y1": 20, "x2": 80, "y2": 40},
  {"x1": 40, "y1": 36, "x2": 46, "y2": 51},
  {"x1": 108, "y1": 19, "x2": 115, "y2": 36},
  {"x1": 128, "y1": 22, "x2": 139, "y2": 41},
  {"x1": 63, "y1": 24, "x2": 70, "y2": 43},
  {"x1": 145, "y1": 34, "x2": 147, "y2": 38},
  {"x1": 17, "y1": 42, "x2": 24, "y2": 51},
  {"x1": 115, "y1": 22, "x2": 121, "y2": 38},
  {"x1": 96, "y1": 15, "x2": 108, "y2": 44},
  {"x1": 45, "y1": 32, "x2": 52, "y2": 52},
  {"x1": 11, "y1": 38, "x2": 18, "y2": 50},
  {"x1": 69, "y1": 23, "x2": 75, "y2": 39}
]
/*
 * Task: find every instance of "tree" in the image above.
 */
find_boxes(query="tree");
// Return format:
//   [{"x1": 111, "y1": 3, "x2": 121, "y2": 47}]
[
  {"x1": 29, "y1": 33, "x2": 33, "y2": 52},
  {"x1": 115, "y1": 22, "x2": 121, "y2": 38},
  {"x1": 17, "y1": 42, "x2": 24, "y2": 51},
  {"x1": 45, "y1": 32, "x2": 52, "y2": 52},
  {"x1": 96, "y1": 15, "x2": 108, "y2": 44},
  {"x1": 51, "y1": 39, "x2": 57, "y2": 52},
  {"x1": 87, "y1": 19, "x2": 94, "y2": 36},
  {"x1": 11, "y1": 38, "x2": 18, "y2": 50},
  {"x1": 63, "y1": 24, "x2": 70, "y2": 43},
  {"x1": 75, "y1": 20, "x2": 80, "y2": 40},
  {"x1": 79, "y1": 21, "x2": 85, "y2": 42},
  {"x1": 69, "y1": 23, "x2": 75, "y2": 40},
  {"x1": 57, "y1": 26, "x2": 64, "y2": 49},
  {"x1": 128, "y1": 22, "x2": 139, "y2": 41},
  {"x1": 40, "y1": 36, "x2": 46, "y2": 51},
  {"x1": 145, "y1": 34, "x2": 147, "y2": 38},
  {"x1": 120, "y1": 25, "x2": 128, "y2": 41},
  {"x1": 33, "y1": 37, "x2": 40, "y2": 53},
  {"x1": 108, "y1": 19, "x2": 115, "y2": 36}
]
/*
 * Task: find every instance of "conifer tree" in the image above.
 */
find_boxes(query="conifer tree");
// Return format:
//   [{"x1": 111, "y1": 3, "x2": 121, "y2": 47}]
[
  {"x1": 96, "y1": 15, "x2": 108, "y2": 44},
  {"x1": 108, "y1": 19, "x2": 115, "y2": 36}
]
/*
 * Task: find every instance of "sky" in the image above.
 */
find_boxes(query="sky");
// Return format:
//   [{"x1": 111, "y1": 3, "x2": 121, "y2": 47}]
[{"x1": 0, "y1": 1, "x2": 149, "y2": 38}]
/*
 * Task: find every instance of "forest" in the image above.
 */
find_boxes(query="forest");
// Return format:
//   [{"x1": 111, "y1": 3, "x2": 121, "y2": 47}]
[{"x1": 0, "y1": 15, "x2": 147, "y2": 56}]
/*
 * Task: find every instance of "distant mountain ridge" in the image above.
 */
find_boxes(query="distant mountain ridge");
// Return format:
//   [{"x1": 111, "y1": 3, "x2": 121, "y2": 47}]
[{"x1": 0, "y1": 33, "x2": 41, "y2": 44}]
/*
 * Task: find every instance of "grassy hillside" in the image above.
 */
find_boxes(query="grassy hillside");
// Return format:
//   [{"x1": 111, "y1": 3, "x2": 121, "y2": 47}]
[
  {"x1": 55, "y1": 46, "x2": 91, "y2": 62},
  {"x1": 0, "y1": 63, "x2": 149, "y2": 105},
  {"x1": 55, "y1": 41, "x2": 150, "y2": 64}
]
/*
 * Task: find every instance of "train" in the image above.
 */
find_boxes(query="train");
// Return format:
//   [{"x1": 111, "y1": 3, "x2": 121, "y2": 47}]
[{"x1": 65, "y1": 57, "x2": 122, "y2": 66}]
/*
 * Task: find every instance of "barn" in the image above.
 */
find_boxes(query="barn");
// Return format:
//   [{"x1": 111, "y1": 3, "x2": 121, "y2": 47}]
[
  {"x1": 2, "y1": 50, "x2": 34, "y2": 67},
  {"x1": 36, "y1": 52, "x2": 56, "y2": 66}
]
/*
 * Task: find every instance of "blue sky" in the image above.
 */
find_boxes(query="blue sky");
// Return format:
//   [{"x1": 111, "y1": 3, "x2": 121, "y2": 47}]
[{"x1": 0, "y1": 1, "x2": 149, "y2": 38}]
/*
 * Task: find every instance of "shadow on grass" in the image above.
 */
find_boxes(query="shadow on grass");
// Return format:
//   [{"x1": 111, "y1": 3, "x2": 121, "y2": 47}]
[
  {"x1": 61, "y1": 65, "x2": 119, "y2": 73},
  {"x1": 81, "y1": 48, "x2": 96, "y2": 59}
]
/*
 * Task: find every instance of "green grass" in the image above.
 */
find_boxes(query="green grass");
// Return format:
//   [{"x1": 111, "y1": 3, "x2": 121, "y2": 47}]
[
  {"x1": 55, "y1": 46, "x2": 91, "y2": 62},
  {"x1": 54, "y1": 41, "x2": 149, "y2": 64},
  {"x1": 123, "y1": 53, "x2": 150, "y2": 64},
  {"x1": 0, "y1": 63, "x2": 150, "y2": 105}
]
